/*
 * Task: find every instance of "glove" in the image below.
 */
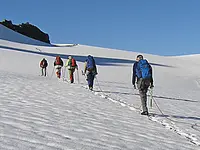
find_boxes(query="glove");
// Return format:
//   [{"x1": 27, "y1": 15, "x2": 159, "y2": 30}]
[
  {"x1": 150, "y1": 84, "x2": 154, "y2": 89},
  {"x1": 93, "y1": 71, "x2": 98, "y2": 76},
  {"x1": 81, "y1": 70, "x2": 85, "y2": 75},
  {"x1": 133, "y1": 84, "x2": 136, "y2": 89}
]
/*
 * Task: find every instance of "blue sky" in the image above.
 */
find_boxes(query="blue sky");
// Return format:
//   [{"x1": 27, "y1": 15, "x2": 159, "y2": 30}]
[{"x1": 1, "y1": 0, "x2": 200, "y2": 56}]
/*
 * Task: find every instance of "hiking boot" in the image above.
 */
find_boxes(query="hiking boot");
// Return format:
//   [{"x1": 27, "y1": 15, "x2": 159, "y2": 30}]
[
  {"x1": 89, "y1": 87, "x2": 93, "y2": 91},
  {"x1": 141, "y1": 111, "x2": 149, "y2": 115}
]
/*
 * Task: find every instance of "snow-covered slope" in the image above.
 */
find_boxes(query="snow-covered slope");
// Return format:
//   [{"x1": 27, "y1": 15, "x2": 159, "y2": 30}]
[
  {"x1": 0, "y1": 26, "x2": 200, "y2": 149},
  {"x1": 0, "y1": 24, "x2": 51, "y2": 46}
]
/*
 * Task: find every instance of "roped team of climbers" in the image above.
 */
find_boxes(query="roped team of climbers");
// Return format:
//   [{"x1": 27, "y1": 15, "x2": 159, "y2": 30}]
[
  {"x1": 39, "y1": 54, "x2": 153, "y2": 115},
  {"x1": 39, "y1": 55, "x2": 97, "y2": 89}
]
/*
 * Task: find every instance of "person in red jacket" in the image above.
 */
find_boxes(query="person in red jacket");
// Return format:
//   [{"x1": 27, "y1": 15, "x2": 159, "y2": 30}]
[{"x1": 54, "y1": 56, "x2": 63, "y2": 78}]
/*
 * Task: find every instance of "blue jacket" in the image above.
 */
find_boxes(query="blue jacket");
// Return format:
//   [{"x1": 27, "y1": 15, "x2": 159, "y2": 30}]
[{"x1": 132, "y1": 61, "x2": 153, "y2": 85}]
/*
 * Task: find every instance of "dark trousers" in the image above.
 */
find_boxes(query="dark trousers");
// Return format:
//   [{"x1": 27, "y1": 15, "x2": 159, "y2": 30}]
[
  {"x1": 41, "y1": 67, "x2": 47, "y2": 76},
  {"x1": 68, "y1": 69, "x2": 75, "y2": 83},
  {"x1": 137, "y1": 78, "x2": 151, "y2": 112},
  {"x1": 87, "y1": 72, "x2": 95, "y2": 89}
]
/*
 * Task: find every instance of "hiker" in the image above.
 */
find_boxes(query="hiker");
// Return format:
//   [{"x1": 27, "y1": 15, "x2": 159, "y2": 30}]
[
  {"x1": 132, "y1": 54, "x2": 154, "y2": 115},
  {"x1": 83, "y1": 55, "x2": 97, "y2": 90},
  {"x1": 40, "y1": 58, "x2": 48, "y2": 76},
  {"x1": 54, "y1": 55, "x2": 63, "y2": 78},
  {"x1": 65, "y1": 56, "x2": 78, "y2": 83}
]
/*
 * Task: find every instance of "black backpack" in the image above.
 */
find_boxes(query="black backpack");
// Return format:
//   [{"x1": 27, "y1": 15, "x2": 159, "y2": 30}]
[{"x1": 42, "y1": 59, "x2": 48, "y2": 67}]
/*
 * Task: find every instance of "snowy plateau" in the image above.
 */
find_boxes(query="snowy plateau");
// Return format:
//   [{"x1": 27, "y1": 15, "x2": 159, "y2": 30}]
[{"x1": 0, "y1": 24, "x2": 200, "y2": 150}]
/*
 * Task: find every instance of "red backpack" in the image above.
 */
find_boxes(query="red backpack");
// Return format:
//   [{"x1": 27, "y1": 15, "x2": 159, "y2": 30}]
[
  {"x1": 55, "y1": 56, "x2": 61, "y2": 65},
  {"x1": 71, "y1": 58, "x2": 76, "y2": 67},
  {"x1": 40, "y1": 61, "x2": 43, "y2": 67}
]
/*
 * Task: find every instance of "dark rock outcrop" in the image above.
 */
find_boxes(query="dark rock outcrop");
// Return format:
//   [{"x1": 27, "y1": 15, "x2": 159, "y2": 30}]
[{"x1": 0, "y1": 19, "x2": 50, "y2": 44}]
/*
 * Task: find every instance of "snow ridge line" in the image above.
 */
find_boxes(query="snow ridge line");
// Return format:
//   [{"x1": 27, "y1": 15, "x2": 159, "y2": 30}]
[{"x1": 79, "y1": 84, "x2": 200, "y2": 147}]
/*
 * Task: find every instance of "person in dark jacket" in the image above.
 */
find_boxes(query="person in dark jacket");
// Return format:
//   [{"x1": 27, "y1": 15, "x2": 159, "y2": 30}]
[
  {"x1": 83, "y1": 55, "x2": 97, "y2": 90},
  {"x1": 132, "y1": 55, "x2": 154, "y2": 115},
  {"x1": 40, "y1": 58, "x2": 48, "y2": 76}
]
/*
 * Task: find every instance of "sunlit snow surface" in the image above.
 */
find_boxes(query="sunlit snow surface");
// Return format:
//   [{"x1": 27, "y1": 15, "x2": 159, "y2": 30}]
[{"x1": 0, "y1": 25, "x2": 200, "y2": 149}]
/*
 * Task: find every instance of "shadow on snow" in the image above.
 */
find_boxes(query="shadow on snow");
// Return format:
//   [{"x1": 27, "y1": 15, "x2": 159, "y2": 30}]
[
  {"x1": 0, "y1": 45, "x2": 172, "y2": 67},
  {"x1": 94, "y1": 90, "x2": 199, "y2": 103},
  {"x1": 155, "y1": 114, "x2": 200, "y2": 122}
]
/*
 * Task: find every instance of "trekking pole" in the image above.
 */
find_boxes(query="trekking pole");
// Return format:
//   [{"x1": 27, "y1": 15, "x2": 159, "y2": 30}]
[
  {"x1": 77, "y1": 69, "x2": 80, "y2": 84},
  {"x1": 81, "y1": 70, "x2": 84, "y2": 76},
  {"x1": 81, "y1": 70, "x2": 87, "y2": 81},
  {"x1": 63, "y1": 67, "x2": 66, "y2": 81},
  {"x1": 149, "y1": 88, "x2": 153, "y2": 108},
  {"x1": 46, "y1": 68, "x2": 49, "y2": 77},
  {"x1": 95, "y1": 76, "x2": 103, "y2": 93},
  {"x1": 50, "y1": 67, "x2": 55, "y2": 79},
  {"x1": 61, "y1": 67, "x2": 64, "y2": 80}
]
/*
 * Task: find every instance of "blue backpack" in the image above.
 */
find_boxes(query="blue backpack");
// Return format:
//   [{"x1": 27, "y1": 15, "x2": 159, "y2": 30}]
[
  {"x1": 136, "y1": 59, "x2": 151, "y2": 79},
  {"x1": 86, "y1": 55, "x2": 95, "y2": 70}
]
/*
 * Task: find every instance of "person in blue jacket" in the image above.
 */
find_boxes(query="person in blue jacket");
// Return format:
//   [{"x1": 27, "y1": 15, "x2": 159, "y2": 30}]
[{"x1": 132, "y1": 55, "x2": 154, "y2": 115}]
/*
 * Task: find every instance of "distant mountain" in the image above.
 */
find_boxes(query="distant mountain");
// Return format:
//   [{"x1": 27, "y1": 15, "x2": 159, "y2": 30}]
[{"x1": 0, "y1": 19, "x2": 50, "y2": 44}]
